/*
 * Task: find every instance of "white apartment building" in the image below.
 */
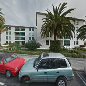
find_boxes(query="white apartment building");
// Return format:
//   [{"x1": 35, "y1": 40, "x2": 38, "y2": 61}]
[
  {"x1": 36, "y1": 12, "x2": 85, "y2": 49},
  {"x1": 0, "y1": 12, "x2": 85, "y2": 49},
  {"x1": 0, "y1": 25, "x2": 37, "y2": 45}
]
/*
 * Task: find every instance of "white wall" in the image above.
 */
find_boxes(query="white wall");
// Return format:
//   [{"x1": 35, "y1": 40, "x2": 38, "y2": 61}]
[
  {"x1": 37, "y1": 14, "x2": 53, "y2": 49},
  {"x1": 11, "y1": 27, "x2": 15, "y2": 43},
  {"x1": 1, "y1": 32, "x2": 6, "y2": 45}
]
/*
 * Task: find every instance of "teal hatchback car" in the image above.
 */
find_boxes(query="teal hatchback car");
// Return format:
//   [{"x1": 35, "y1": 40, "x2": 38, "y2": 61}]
[{"x1": 19, "y1": 53, "x2": 74, "y2": 86}]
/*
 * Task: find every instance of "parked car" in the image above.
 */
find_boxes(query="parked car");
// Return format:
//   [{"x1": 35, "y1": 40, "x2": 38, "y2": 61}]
[
  {"x1": 0, "y1": 53, "x2": 26, "y2": 78},
  {"x1": 19, "y1": 53, "x2": 74, "y2": 86}
]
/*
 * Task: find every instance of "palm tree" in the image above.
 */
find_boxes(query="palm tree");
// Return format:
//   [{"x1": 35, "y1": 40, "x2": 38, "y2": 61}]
[
  {"x1": 77, "y1": 25, "x2": 86, "y2": 40},
  {"x1": 41, "y1": 2, "x2": 75, "y2": 41},
  {"x1": 0, "y1": 8, "x2": 5, "y2": 45}
]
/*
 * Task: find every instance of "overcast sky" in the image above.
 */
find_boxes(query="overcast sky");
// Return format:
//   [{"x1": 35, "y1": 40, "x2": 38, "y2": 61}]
[{"x1": 0, "y1": 0, "x2": 86, "y2": 26}]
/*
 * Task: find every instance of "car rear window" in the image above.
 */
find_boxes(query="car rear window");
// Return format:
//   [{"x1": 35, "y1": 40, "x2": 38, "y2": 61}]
[{"x1": 52, "y1": 58, "x2": 67, "y2": 68}]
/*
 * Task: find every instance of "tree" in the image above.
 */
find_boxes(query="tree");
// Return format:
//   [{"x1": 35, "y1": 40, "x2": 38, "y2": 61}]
[
  {"x1": 0, "y1": 8, "x2": 5, "y2": 33},
  {"x1": 77, "y1": 25, "x2": 86, "y2": 40},
  {"x1": 41, "y1": 2, "x2": 75, "y2": 52},
  {"x1": 0, "y1": 8, "x2": 5, "y2": 45},
  {"x1": 25, "y1": 40, "x2": 41, "y2": 51},
  {"x1": 41, "y1": 2, "x2": 75, "y2": 41}
]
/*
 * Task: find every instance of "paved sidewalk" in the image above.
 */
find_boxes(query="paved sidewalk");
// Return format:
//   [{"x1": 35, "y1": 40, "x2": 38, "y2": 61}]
[{"x1": 68, "y1": 57, "x2": 86, "y2": 71}]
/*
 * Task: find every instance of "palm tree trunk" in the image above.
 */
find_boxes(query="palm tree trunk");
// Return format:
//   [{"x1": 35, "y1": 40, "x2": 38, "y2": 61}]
[{"x1": 54, "y1": 30, "x2": 57, "y2": 41}]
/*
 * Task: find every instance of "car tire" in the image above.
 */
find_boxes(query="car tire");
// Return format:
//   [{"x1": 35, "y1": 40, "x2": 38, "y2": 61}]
[
  {"x1": 21, "y1": 76, "x2": 30, "y2": 83},
  {"x1": 6, "y1": 71, "x2": 12, "y2": 78},
  {"x1": 56, "y1": 77, "x2": 67, "y2": 86}
]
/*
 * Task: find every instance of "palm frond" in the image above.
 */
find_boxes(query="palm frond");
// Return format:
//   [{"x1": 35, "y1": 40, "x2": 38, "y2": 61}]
[
  {"x1": 61, "y1": 8, "x2": 74, "y2": 17},
  {"x1": 58, "y1": 2, "x2": 67, "y2": 15}
]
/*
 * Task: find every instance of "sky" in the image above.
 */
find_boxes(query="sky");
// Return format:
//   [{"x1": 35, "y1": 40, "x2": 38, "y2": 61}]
[{"x1": 0, "y1": 0, "x2": 86, "y2": 27}]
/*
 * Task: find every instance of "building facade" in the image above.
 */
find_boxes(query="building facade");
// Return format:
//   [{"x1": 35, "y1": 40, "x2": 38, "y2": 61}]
[
  {"x1": 36, "y1": 12, "x2": 85, "y2": 49},
  {"x1": 0, "y1": 12, "x2": 85, "y2": 49},
  {"x1": 0, "y1": 25, "x2": 37, "y2": 45}
]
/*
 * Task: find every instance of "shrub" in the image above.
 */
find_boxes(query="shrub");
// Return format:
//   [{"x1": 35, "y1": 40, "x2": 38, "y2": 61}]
[
  {"x1": 62, "y1": 52, "x2": 72, "y2": 57},
  {"x1": 50, "y1": 40, "x2": 61, "y2": 52},
  {"x1": 25, "y1": 40, "x2": 41, "y2": 51}
]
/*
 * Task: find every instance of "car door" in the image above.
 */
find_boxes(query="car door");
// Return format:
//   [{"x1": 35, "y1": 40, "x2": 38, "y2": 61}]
[
  {"x1": 0, "y1": 57, "x2": 5, "y2": 73},
  {"x1": 47, "y1": 58, "x2": 68, "y2": 82},
  {"x1": 31, "y1": 58, "x2": 49, "y2": 82}
]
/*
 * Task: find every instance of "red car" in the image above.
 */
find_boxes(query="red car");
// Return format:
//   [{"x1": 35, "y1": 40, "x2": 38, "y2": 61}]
[{"x1": 0, "y1": 53, "x2": 26, "y2": 78}]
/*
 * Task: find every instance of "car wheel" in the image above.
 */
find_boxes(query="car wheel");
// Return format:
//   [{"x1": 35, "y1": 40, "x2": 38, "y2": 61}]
[
  {"x1": 56, "y1": 77, "x2": 67, "y2": 86},
  {"x1": 21, "y1": 76, "x2": 30, "y2": 83},
  {"x1": 6, "y1": 71, "x2": 12, "y2": 78}
]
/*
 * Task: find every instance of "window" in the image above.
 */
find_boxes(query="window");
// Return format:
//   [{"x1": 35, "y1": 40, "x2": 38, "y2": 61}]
[
  {"x1": 32, "y1": 28, "x2": 34, "y2": 31},
  {"x1": 6, "y1": 41, "x2": 8, "y2": 44},
  {"x1": 21, "y1": 27, "x2": 25, "y2": 31},
  {"x1": 15, "y1": 37, "x2": 25, "y2": 40},
  {"x1": 6, "y1": 36, "x2": 8, "y2": 40},
  {"x1": 46, "y1": 40, "x2": 49, "y2": 45},
  {"x1": 9, "y1": 31, "x2": 11, "y2": 35},
  {"x1": 6, "y1": 31, "x2": 8, "y2": 35},
  {"x1": 38, "y1": 59, "x2": 50, "y2": 69},
  {"x1": 64, "y1": 40, "x2": 70, "y2": 46},
  {"x1": 9, "y1": 41, "x2": 11, "y2": 43},
  {"x1": 15, "y1": 27, "x2": 20, "y2": 31},
  {"x1": 21, "y1": 41, "x2": 25, "y2": 45},
  {"x1": 20, "y1": 32, "x2": 25, "y2": 36},
  {"x1": 52, "y1": 58, "x2": 67, "y2": 68},
  {"x1": 29, "y1": 28, "x2": 31, "y2": 31},
  {"x1": 76, "y1": 41, "x2": 78, "y2": 45},
  {"x1": 76, "y1": 21, "x2": 79, "y2": 25},
  {"x1": 29, "y1": 37, "x2": 31, "y2": 40},
  {"x1": 21, "y1": 37, "x2": 25, "y2": 40},
  {"x1": 32, "y1": 37, "x2": 34, "y2": 40},
  {"x1": 74, "y1": 41, "x2": 75, "y2": 45},
  {"x1": 9, "y1": 36, "x2": 11, "y2": 40},
  {"x1": 9, "y1": 27, "x2": 11, "y2": 30}
]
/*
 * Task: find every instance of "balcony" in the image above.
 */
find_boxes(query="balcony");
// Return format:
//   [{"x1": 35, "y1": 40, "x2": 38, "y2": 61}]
[
  {"x1": 15, "y1": 32, "x2": 25, "y2": 36},
  {"x1": 15, "y1": 37, "x2": 25, "y2": 40}
]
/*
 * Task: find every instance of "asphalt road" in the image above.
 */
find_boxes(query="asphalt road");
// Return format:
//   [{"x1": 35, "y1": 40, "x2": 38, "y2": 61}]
[
  {"x1": 0, "y1": 55, "x2": 86, "y2": 86},
  {"x1": 0, "y1": 70, "x2": 86, "y2": 86}
]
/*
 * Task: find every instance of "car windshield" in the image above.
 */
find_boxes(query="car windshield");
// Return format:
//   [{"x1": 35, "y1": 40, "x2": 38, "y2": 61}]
[
  {"x1": 33, "y1": 55, "x2": 41, "y2": 67},
  {"x1": 5, "y1": 54, "x2": 18, "y2": 63}
]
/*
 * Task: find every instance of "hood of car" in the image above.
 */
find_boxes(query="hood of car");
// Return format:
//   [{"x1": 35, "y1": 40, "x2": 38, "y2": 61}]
[
  {"x1": 20, "y1": 58, "x2": 36, "y2": 73},
  {"x1": 5, "y1": 58, "x2": 26, "y2": 70}
]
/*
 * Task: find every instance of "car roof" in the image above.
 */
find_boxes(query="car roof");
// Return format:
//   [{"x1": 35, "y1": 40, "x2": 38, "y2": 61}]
[{"x1": 42, "y1": 53, "x2": 66, "y2": 59}]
